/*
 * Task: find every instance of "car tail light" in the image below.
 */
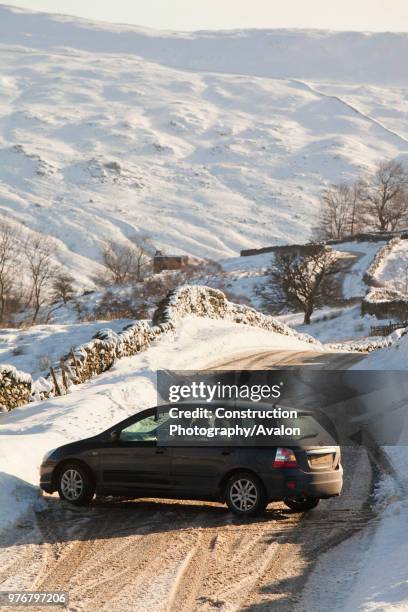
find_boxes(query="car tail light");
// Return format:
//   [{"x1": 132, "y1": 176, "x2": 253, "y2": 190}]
[{"x1": 273, "y1": 447, "x2": 298, "y2": 468}]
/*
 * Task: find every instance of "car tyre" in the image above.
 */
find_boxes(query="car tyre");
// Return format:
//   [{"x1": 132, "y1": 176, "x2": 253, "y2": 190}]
[
  {"x1": 57, "y1": 463, "x2": 95, "y2": 506},
  {"x1": 225, "y1": 471, "x2": 267, "y2": 517},
  {"x1": 283, "y1": 496, "x2": 320, "y2": 512}
]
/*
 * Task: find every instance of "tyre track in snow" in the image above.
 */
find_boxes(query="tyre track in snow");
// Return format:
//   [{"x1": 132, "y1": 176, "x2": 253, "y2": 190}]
[{"x1": 0, "y1": 349, "x2": 391, "y2": 611}]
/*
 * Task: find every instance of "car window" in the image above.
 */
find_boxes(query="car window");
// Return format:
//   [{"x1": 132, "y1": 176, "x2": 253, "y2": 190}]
[
  {"x1": 275, "y1": 414, "x2": 338, "y2": 445},
  {"x1": 120, "y1": 413, "x2": 170, "y2": 443}
]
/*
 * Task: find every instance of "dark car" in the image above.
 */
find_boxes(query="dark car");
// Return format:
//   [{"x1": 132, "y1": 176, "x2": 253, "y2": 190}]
[{"x1": 40, "y1": 402, "x2": 343, "y2": 516}]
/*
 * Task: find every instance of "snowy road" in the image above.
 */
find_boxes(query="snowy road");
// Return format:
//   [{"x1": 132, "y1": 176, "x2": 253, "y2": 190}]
[{"x1": 0, "y1": 349, "x2": 388, "y2": 612}]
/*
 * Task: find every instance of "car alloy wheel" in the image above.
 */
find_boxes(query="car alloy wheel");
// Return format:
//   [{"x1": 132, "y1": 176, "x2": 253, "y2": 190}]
[
  {"x1": 60, "y1": 468, "x2": 84, "y2": 501},
  {"x1": 230, "y1": 478, "x2": 258, "y2": 512}
]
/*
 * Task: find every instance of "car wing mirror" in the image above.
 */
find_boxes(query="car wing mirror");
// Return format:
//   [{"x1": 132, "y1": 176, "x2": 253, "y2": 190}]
[{"x1": 110, "y1": 430, "x2": 120, "y2": 442}]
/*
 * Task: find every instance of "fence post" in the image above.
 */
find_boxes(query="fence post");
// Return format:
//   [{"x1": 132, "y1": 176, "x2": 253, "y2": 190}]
[
  {"x1": 60, "y1": 358, "x2": 68, "y2": 392},
  {"x1": 70, "y1": 348, "x2": 81, "y2": 383},
  {"x1": 50, "y1": 366, "x2": 62, "y2": 396}
]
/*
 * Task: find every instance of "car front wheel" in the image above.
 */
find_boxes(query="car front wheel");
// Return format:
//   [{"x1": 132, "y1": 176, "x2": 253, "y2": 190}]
[
  {"x1": 57, "y1": 463, "x2": 95, "y2": 505},
  {"x1": 225, "y1": 472, "x2": 266, "y2": 516},
  {"x1": 284, "y1": 496, "x2": 320, "y2": 512}
]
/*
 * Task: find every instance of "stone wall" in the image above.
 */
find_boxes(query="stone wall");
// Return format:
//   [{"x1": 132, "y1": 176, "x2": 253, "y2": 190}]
[
  {"x1": 362, "y1": 287, "x2": 408, "y2": 320},
  {"x1": 363, "y1": 237, "x2": 403, "y2": 288},
  {"x1": 1, "y1": 285, "x2": 322, "y2": 411},
  {"x1": 0, "y1": 366, "x2": 32, "y2": 412},
  {"x1": 153, "y1": 285, "x2": 319, "y2": 345},
  {"x1": 39, "y1": 320, "x2": 174, "y2": 399},
  {"x1": 240, "y1": 243, "x2": 325, "y2": 258},
  {"x1": 327, "y1": 230, "x2": 408, "y2": 245}
]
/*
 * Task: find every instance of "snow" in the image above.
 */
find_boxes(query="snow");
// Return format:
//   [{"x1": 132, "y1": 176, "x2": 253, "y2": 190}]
[
  {"x1": 297, "y1": 444, "x2": 408, "y2": 612},
  {"x1": 0, "y1": 363, "x2": 31, "y2": 384},
  {"x1": 334, "y1": 241, "x2": 386, "y2": 298},
  {"x1": 219, "y1": 252, "x2": 273, "y2": 309},
  {"x1": 298, "y1": 330, "x2": 408, "y2": 611},
  {"x1": 1, "y1": 6, "x2": 408, "y2": 86},
  {"x1": 296, "y1": 472, "x2": 408, "y2": 611},
  {"x1": 0, "y1": 6, "x2": 407, "y2": 285},
  {"x1": 0, "y1": 318, "x2": 133, "y2": 379},
  {"x1": 351, "y1": 330, "x2": 408, "y2": 370},
  {"x1": 279, "y1": 305, "x2": 378, "y2": 343},
  {"x1": 376, "y1": 239, "x2": 408, "y2": 293},
  {"x1": 340, "y1": 495, "x2": 408, "y2": 611},
  {"x1": 0, "y1": 315, "x2": 322, "y2": 533}
]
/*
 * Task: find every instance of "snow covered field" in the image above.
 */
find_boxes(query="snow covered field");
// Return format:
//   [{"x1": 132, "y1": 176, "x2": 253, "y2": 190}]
[
  {"x1": 279, "y1": 305, "x2": 375, "y2": 343},
  {"x1": 219, "y1": 252, "x2": 273, "y2": 308},
  {"x1": 0, "y1": 5, "x2": 408, "y2": 286}
]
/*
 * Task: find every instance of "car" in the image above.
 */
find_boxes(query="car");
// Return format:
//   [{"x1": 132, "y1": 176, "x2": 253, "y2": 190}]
[{"x1": 39, "y1": 402, "x2": 343, "y2": 516}]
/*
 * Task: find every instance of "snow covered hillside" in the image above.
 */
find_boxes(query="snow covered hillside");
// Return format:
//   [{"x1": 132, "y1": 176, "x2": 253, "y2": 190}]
[
  {"x1": 376, "y1": 239, "x2": 408, "y2": 292},
  {"x1": 1, "y1": 5, "x2": 408, "y2": 285}
]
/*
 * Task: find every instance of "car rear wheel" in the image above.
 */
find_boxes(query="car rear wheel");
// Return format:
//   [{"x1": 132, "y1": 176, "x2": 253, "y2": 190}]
[
  {"x1": 225, "y1": 472, "x2": 266, "y2": 516},
  {"x1": 57, "y1": 463, "x2": 95, "y2": 505},
  {"x1": 284, "y1": 496, "x2": 320, "y2": 512}
]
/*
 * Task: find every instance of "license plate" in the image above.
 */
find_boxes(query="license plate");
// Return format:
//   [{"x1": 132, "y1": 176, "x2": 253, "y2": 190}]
[{"x1": 309, "y1": 453, "x2": 333, "y2": 468}]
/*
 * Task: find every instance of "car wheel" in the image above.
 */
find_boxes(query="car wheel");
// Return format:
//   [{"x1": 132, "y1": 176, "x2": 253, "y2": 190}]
[
  {"x1": 225, "y1": 472, "x2": 266, "y2": 517},
  {"x1": 283, "y1": 496, "x2": 320, "y2": 512},
  {"x1": 57, "y1": 463, "x2": 95, "y2": 505}
]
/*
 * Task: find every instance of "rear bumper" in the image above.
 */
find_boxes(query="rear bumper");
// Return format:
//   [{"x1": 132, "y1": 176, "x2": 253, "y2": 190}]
[{"x1": 263, "y1": 465, "x2": 343, "y2": 500}]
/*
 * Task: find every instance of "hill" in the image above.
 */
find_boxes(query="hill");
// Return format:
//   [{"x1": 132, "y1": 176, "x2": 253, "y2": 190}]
[{"x1": 0, "y1": 4, "x2": 407, "y2": 285}]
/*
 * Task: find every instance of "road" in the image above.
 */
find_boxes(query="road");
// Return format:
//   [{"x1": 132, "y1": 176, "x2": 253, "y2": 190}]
[{"x1": 0, "y1": 349, "x2": 390, "y2": 611}]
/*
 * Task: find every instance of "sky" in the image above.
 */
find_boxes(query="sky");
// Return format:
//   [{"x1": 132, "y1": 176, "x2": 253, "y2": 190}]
[{"x1": 3, "y1": 0, "x2": 408, "y2": 32}]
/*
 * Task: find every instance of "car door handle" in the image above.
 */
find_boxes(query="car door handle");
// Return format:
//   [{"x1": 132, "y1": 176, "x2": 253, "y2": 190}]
[
  {"x1": 221, "y1": 450, "x2": 230, "y2": 456},
  {"x1": 155, "y1": 449, "x2": 166, "y2": 454}
]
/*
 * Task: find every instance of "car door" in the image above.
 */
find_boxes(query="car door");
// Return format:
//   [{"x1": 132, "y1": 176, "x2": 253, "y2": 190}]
[
  {"x1": 170, "y1": 409, "x2": 240, "y2": 498},
  {"x1": 98, "y1": 409, "x2": 172, "y2": 495}
]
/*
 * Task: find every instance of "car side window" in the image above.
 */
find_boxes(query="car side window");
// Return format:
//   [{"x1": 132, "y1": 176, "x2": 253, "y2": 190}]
[
  {"x1": 119, "y1": 412, "x2": 170, "y2": 443},
  {"x1": 120, "y1": 414, "x2": 158, "y2": 443}
]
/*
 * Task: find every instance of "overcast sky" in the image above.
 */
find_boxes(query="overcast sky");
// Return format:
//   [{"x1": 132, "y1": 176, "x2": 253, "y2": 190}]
[{"x1": 4, "y1": 0, "x2": 408, "y2": 32}]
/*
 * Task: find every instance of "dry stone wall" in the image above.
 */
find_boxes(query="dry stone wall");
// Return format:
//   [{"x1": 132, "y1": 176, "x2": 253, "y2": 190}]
[
  {"x1": 0, "y1": 365, "x2": 32, "y2": 411},
  {"x1": 363, "y1": 237, "x2": 403, "y2": 288},
  {"x1": 362, "y1": 287, "x2": 408, "y2": 320},
  {"x1": 1, "y1": 285, "x2": 318, "y2": 411}
]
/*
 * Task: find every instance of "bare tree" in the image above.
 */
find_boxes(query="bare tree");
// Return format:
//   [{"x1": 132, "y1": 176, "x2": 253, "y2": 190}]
[
  {"x1": 52, "y1": 271, "x2": 75, "y2": 304},
  {"x1": 348, "y1": 179, "x2": 366, "y2": 235},
  {"x1": 316, "y1": 181, "x2": 365, "y2": 240},
  {"x1": 0, "y1": 220, "x2": 19, "y2": 324},
  {"x1": 363, "y1": 159, "x2": 408, "y2": 231},
  {"x1": 101, "y1": 238, "x2": 151, "y2": 285},
  {"x1": 24, "y1": 234, "x2": 57, "y2": 323},
  {"x1": 317, "y1": 184, "x2": 351, "y2": 240},
  {"x1": 270, "y1": 248, "x2": 339, "y2": 324},
  {"x1": 133, "y1": 239, "x2": 152, "y2": 283}
]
